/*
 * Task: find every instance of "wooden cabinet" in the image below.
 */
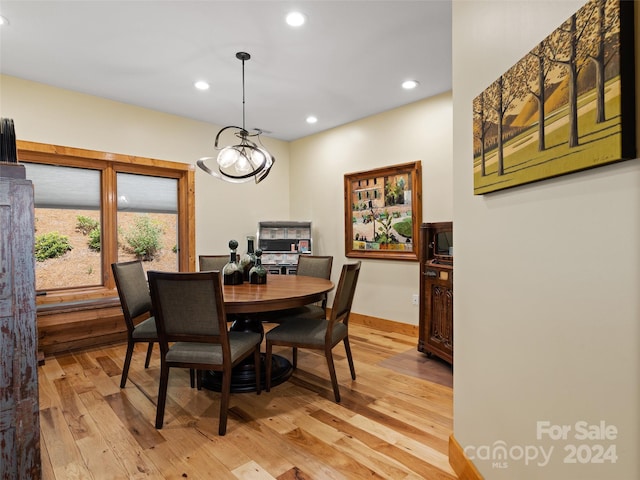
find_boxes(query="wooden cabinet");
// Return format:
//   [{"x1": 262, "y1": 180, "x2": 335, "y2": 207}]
[
  {"x1": 418, "y1": 222, "x2": 453, "y2": 364},
  {"x1": 0, "y1": 163, "x2": 41, "y2": 478}
]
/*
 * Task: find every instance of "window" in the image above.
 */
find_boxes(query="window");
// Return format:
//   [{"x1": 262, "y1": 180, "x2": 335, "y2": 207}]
[
  {"x1": 26, "y1": 163, "x2": 102, "y2": 290},
  {"x1": 18, "y1": 141, "x2": 195, "y2": 303},
  {"x1": 116, "y1": 172, "x2": 179, "y2": 276}
]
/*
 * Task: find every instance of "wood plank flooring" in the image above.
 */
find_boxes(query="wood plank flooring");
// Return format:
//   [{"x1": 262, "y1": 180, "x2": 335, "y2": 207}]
[{"x1": 38, "y1": 323, "x2": 456, "y2": 479}]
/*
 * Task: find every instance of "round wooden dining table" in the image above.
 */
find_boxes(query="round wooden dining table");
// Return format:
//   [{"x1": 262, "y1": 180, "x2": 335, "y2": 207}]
[
  {"x1": 223, "y1": 274, "x2": 334, "y2": 315},
  {"x1": 201, "y1": 274, "x2": 334, "y2": 393}
]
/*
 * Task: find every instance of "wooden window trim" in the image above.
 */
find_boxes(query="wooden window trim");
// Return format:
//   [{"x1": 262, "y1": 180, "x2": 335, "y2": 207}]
[{"x1": 18, "y1": 140, "x2": 196, "y2": 307}]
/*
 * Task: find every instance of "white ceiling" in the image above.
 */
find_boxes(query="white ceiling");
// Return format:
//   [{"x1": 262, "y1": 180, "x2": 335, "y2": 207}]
[{"x1": 0, "y1": 0, "x2": 452, "y2": 142}]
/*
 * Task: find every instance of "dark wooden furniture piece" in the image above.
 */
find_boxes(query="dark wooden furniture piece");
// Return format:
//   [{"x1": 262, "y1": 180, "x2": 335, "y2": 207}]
[
  {"x1": 203, "y1": 274, "x2": 335, "y2": 392},
  {"x1": 265, "y1": 262, "x2": 361, "y2": 403},
  {"x1": 0, "y1": 163, "x2": 41, "y2": 479},
  {"x1": 418, "y1": 222, "x2": 453, "y2": 365},
  {"x1": 148, "y1": 270, "x2": 262, "y2": 435}
]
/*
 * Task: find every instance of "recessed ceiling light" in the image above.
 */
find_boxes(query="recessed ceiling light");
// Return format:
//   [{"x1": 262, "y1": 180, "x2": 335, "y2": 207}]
[
  {"x1": 306, "y1": 116, "x2": 318, "y2": 124},
  {"x1": 402, "y1": 80, "x2": 419, "y2": 90},
  {"x1": 286, "y1": 12, "x2": 306, "y2": 27},
  {"x1": 0, "y1": 16, "x2": 9, "y2": 26},
  {"x1": 194, "y1": 80, "x2": 210, "y2": 91}
]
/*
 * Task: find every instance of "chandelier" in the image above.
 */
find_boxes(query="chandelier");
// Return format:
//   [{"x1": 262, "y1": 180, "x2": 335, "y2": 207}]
[{"x1": 197, "y1": 52, "x2": 275, "y2": 184}]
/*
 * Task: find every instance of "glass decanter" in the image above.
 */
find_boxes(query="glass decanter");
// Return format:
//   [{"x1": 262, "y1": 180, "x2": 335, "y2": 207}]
[
  {"x1": 249, "y1": 249, "x2": 268, "y2": 284},
  {"x1": 239, "y1": 235, "x2": 256, "y2": 282},
  {"x1": 222, "y1": 239, "x2": 243, "y2": 285}
]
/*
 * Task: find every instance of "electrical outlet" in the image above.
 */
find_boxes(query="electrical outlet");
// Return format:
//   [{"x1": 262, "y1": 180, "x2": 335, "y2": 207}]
[{"x1": 412, "y1": 294, "x2": 419, "y2": 305}]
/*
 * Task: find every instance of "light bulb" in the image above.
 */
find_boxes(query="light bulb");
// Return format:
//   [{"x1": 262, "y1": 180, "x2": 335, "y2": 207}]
[
  {"x1": 217, "y1": 147, "x2": 239, "y2": 168},
  {"x1": 235, "y1": 154, "x2": 251, "y2": 174},
  {"x1": 251, "y1": 148, "x2": 267, "y2": 167}
]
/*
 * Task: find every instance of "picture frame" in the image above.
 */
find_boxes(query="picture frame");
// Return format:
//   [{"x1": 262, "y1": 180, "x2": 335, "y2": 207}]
[
  {"x1": 472, "y1": 0, "x2": 636, "y2": 195},
  {"x1": 298, "y1": 239, "x2": 309, "y2": 253},
  {"x1": 344, "y1": 161, "x2": 422, "y2": 261}
]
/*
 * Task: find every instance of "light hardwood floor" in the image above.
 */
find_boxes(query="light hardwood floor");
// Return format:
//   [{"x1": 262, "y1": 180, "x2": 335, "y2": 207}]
[{"x1": 38, "y1": 323, "x2": 456, "y2": 479}]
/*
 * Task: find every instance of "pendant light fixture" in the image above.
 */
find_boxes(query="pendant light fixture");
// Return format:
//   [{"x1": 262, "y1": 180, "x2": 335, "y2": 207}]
[{"x1": 197, "y1": 52, "x2": 275, "y2": 184}]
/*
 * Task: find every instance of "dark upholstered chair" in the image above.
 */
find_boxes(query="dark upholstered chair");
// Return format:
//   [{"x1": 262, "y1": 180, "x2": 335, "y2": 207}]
[
  {"x1": 199, "y1": 254, "x2": 237, "y2": 324},
  {"x1": 261, "y1": 255, "x2": 334, "y2": 323},
  {"x1": 198, "y1": 255, "x2": 230, "y2": 272},
  {"x1": 294, "y1": 255, "x2": 334, "y2": 318},
  {"x1": 148, "y1": 270, "x2": 261, "y2": 435},
  {"x1": 265, "y1": 261, "x2": 361, "y2": 402},
  {"x1": 112, "y1": 260, "x2": 157, "y2": 388}
]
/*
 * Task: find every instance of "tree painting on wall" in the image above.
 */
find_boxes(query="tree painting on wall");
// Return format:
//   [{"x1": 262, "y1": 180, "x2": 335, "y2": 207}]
[{"x1": 472, "y1": 0, "x2": 635, "y2": 195}]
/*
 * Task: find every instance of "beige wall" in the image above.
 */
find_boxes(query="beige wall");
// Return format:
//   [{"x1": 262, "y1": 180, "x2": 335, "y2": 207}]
[
  {"x1": 0, "y1": 74, "x2": 291, "y2": 256},
  {"x1": 290, "y1": 92, "x2": 453, "y2": 323},
  {"x1": 0, "y1": 75, "x2": 452, "y2": 325},
  {"x1": 452, "y1": 1, "x2": 639, "y2": 479}
]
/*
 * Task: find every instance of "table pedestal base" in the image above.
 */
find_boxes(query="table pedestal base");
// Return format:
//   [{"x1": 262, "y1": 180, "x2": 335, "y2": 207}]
[{"x1": 200, "y1": 353, "x2": 292, "y2": 393}]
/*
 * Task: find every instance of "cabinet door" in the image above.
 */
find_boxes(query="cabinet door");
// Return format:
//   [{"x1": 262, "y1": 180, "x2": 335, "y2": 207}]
[
  {"x1": 427, "y1": 280, "x2": 453, "y2": 357},
  {"x1": 420, "y1": 268, "x2": 453, "y2": 364}
]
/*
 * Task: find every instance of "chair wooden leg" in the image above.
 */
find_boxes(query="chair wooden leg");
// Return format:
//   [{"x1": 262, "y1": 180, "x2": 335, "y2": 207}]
[
  {"x1": 265, "y1": 341, "x2": 273, "y2": 392},
  {"x1": 144, "y1": 342, "x2": 154, "y2": 368},
  {"x1": 343, "y1": 337, "x2": 356, "y2": 380},
  {"x1": 196, "y1": 370, "x2": 202, "y2": 391},
  {"x1": 189, "y1": 369, "x2": 195, "y2": 388},
  {"x1": 325, "y1": 348, "x2": 341, "y2": 403},
  {"x1": 120, "y1": 341, "x2": 134, "y2": 388},
  {"x1": 155, "y1": 363, "x2": 170, "y2": 429},
  {"x1": 292, "y1": 347, "x2": 298, "y2": 369},
  {"x1": 219, "y1": 370, "x2": 231, "y2": 436}
]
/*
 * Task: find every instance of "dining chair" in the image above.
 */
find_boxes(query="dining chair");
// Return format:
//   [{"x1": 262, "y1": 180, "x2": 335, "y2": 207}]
[
  {"x1": 261, "y1": 255, "x2": 334, "y2": 323},
  {"x1": 147, "y1": 270, "x2": 262, "y2": 435},
  {"x1": 199, "y1": 254, "x2": 238, "y2": 325},
  {"x1": 198, "y1": 254, "x2": 229, "y2": 272},
  {"x1": 111, "y1": 260, "x2": 158, "y2": 388},
  {"x1": 294, "y1": 255, "x2": 334, "y2": 318},
  {"x1": 265, "y1": 261, "x2": 361, "y2": 403}
]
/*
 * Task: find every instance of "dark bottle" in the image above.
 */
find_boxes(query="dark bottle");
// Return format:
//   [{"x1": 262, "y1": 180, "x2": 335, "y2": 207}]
[
  {"x1": 249, "y1": 249, "x2": 268, "y2": 285},
  {"x1": 223, "y1": 239, "x2": 243, "y2": 285},
  {"x1": 239, "y1": 235, "x2": 256, "y2": 282}
]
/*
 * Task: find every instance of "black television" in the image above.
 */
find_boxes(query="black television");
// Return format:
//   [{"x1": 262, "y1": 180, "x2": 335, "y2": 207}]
[
  {"x1": 434, "y1": 231, "x2": 453, "y2": 257},
  {"x1": 422, "y1": 221, "x2": 452, "y2": 265}
]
